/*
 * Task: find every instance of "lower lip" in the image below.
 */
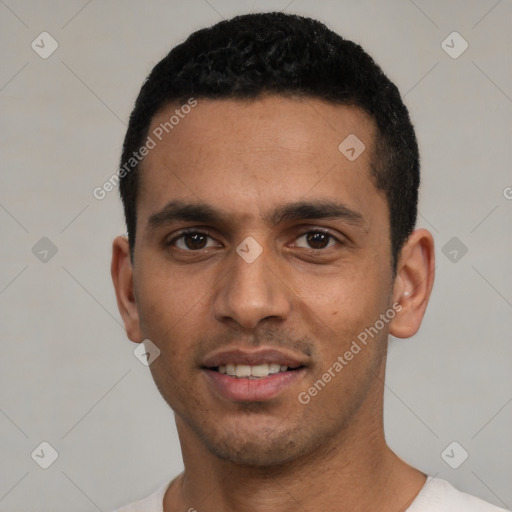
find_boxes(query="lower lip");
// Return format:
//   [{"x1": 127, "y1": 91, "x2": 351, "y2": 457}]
[{"x1": 203, "y1": 368, "x2": 306, "y2": 402}]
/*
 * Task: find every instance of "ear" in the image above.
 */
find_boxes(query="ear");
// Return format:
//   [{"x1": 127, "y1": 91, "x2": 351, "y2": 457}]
[
  {"x1": 389, "y1": 229, "x2": 435, "y2": 338},
  {"x1": 111, "y1": 235, "x2": 143, "y2": 343}
]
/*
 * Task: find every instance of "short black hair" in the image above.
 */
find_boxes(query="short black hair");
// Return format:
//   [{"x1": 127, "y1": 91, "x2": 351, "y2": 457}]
[{"x1": 119, "y1": 11, "x2": 420, "y2": 271}]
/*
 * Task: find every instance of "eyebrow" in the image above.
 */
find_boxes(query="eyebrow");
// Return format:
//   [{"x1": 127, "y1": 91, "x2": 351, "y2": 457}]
[{"x1": 147, "y1": 199, "x2": 365, "y2": 230}]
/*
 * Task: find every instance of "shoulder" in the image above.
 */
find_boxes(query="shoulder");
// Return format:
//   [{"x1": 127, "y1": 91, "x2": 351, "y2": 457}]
[{"x1": 407, "y1": 476, "x2": 510, "y2": 512}]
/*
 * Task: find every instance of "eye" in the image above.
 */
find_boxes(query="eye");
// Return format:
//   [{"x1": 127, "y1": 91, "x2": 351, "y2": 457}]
[
  {"x1": 293, "y1": 229, "x2": 340, "y2": 250},
  {"x1": 166, "y1": 228, "x2": 342, "y2": 253},
  {"x1": 167, "y1": 230, "x2": 220, "y2": 251}
]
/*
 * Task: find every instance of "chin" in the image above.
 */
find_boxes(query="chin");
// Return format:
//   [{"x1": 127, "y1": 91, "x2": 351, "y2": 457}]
[
  {"x1": 197, "y1": 422, "x2": 314, "y2": 468},
  {"x1": 210, "y1": 440, "x2": 300, "y2": 467}
]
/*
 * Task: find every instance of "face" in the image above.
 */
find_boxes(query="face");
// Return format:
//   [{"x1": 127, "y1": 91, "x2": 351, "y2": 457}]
[{"x1": 121, "y1": 96, "x2": 402, "y2": 466}]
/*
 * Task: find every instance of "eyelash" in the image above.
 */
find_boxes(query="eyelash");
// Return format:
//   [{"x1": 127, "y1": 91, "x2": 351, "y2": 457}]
[{"x1": 166, "y1": 228, "x2": 342, "y2": 252}]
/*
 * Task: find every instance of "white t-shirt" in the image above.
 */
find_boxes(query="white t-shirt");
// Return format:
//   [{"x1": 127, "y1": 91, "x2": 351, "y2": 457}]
[{"x1": 113, "y1": 475, "x2": 510, "y2": 512}]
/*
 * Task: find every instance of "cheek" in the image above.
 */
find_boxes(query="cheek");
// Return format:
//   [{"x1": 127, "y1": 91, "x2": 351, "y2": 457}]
[
  {"x1": 294, "y1": 265, "x2": 388, "y2": 335},
  {"x1": 298, "y1": 273, "x2": 389, "y2": 407},
  {"x1": 134, "y1": 263, "x2": 198, "y2": 351},
  {"x1": 292, "y1": 268, "x2": 392, "y2": 386},
  {"x1": 136, "y1": 250, "x2": 193, "y2": 312},
  {"x1": 136, "y1": 269, "x2": 202, "y2": 402}
]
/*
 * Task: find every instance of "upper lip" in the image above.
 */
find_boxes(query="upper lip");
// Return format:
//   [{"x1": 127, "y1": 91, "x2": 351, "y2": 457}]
[{"x1": 201, "y1": 347, "x2": 308, "y2": 369}]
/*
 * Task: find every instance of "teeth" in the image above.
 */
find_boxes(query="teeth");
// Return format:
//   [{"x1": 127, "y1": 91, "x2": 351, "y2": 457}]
[
  {"x1": 217, "y1": 363, "x2": 292, "y2": 378},
  {"x1": 251, "y1": 363, "x2": 270, "y2": 377},
  {"x1": 235, "y1": 364, "x2": 251, "y2": 378},
  {"x1": 269, "y1": 364, "x2": 281, "y2": 374}
]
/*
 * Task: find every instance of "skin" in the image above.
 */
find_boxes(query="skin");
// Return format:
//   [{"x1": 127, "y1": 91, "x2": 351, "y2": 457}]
[{"x1": 111, "y1": 95, "x2": 435, "y2": 512}]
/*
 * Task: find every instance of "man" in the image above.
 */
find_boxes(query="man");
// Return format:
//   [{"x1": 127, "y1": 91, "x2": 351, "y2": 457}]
[{"x1": 110, "y1": 11, "x2": 508, "y2": 512}]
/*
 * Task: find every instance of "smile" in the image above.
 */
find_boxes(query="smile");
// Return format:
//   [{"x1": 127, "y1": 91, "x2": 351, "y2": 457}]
[{"x1": 216, "y1": 363, "x2": 294, "y2": 378}]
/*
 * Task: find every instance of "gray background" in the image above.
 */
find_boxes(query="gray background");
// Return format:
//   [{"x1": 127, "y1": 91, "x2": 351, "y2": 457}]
[{"x1": 1, "y1": 0, "x2": 511, "y2": 510}]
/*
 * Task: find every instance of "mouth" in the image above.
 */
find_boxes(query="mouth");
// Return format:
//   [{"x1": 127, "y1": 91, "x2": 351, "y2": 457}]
[{"x1": 201, "y1": 348, "x2": 308, "y2": 402}]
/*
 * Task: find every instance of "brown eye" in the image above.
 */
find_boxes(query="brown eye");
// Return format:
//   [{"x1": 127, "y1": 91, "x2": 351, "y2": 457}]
[
  {"x1": 294, "y1": 230, "x2": 338, "y2": 250},
  {"x1": 169, "y1": 231, "x2": 218, "y2": 251}
]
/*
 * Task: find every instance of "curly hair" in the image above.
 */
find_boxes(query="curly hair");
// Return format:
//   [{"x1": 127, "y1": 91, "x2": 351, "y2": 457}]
[{"x1": 119, "y1": 11, "x2": 420, "y2": 271}]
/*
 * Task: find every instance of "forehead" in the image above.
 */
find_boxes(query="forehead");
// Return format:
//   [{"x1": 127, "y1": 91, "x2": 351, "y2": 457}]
[{"x1": 137, "y1": 95, "x2": 383, "y2": 226}]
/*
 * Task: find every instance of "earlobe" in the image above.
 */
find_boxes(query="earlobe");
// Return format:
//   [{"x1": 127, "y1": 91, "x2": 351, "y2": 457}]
[
  {"x1": 111, "y1": 235, "x2": 143, "y2": 343},
  {"x1": 389, "y1": 229, "x2": 435, "y2": 339}
]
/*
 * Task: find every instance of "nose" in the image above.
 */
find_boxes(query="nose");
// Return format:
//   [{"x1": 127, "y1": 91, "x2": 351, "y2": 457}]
[{"x1": 213, "y1": 241, "x2": 292, "y2": 330}]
